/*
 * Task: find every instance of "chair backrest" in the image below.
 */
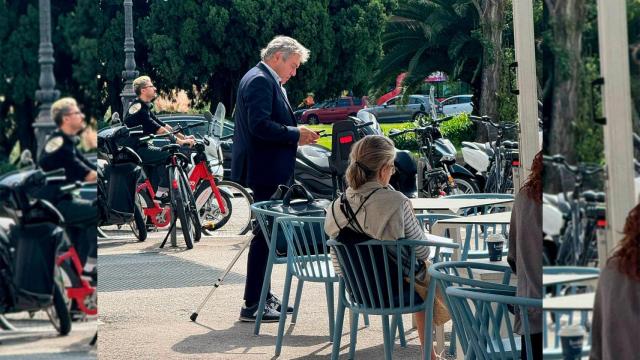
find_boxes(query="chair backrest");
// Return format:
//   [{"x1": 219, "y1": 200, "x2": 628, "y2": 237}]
[
  {"x1": 276, "y1": 216, "x2": 337, "y2": 281},
  {"x1": 328, "y1": 238, "x2": 459, "y2": 313},
  {"x1": 429, "y1": 261, "x2": 516, "y2": 352},
  {"x1": 251, "y1": 201, "x2": 288, "y2": 252},
  {"x1": 446, "y1": 287, "x2": 542, "y2": 360}
]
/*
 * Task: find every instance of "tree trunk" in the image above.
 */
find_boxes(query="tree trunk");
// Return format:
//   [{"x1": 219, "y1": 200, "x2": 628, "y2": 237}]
[
  {"x1": 546, "y1": 0, "x2": 585, "y2": 162},
  {"x1": 544, "y1": 0, "x2": 585, "y2": 192},
  {"x1": 477, "y1": 0, "x2": 505, "y2": 142}
]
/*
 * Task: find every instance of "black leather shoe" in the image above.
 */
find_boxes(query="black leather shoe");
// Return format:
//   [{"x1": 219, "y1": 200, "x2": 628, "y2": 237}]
[
  {"x1": 239, "y1": 303, "x2": 281, "y2": 323},
  {"x1": 267, "y1": 294, "x2": 294, "y2": 314}
]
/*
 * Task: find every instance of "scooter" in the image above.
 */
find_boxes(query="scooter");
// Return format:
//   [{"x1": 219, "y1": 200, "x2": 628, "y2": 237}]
[
  {"x1": 0, "y1": 168, "x2": 72, "y2": 335},
  {"x1": 293, "y1": 112, "x2": 418, "y2": 199}
]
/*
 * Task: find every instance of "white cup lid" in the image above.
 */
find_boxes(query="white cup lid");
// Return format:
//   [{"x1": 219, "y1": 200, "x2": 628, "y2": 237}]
[
  {"x1": 559, "y1": 324, "x2": 586, "y2": 337},
  {"x1": 486, "y1": 233, "x2": 505, "y2": 242}
]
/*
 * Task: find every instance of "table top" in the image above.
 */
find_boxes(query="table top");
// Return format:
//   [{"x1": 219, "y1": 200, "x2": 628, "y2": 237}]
[
  {"x1": 544, "y1": 293, "x2": 595, "y2": 311},
  {"x1": 543, "y1": 274, "x2": 600, "y2": 287},
  {"x1": 434, "y1": 211, "x2": 512, "y2": 225},
  {"x1": 410, "y1": 197, "x2": 513, "y2": 212},
  {"x1": 460, "y1": 258, "x2": 516, "y2": 285}
]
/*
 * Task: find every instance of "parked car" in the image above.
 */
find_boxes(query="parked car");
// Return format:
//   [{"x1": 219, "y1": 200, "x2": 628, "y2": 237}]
[
  {"x1": 299, "y1": 96, "x2": 367, "y2": 124},
  {"x1": 441, "y1": 95, "x2": 473, "y2": 116},
  {"x1": 293, "y1": 100, "x2": 328, "y2": 121},
  {"x1": 360, "y1": 95, "x2": 441, "y2": 123}
]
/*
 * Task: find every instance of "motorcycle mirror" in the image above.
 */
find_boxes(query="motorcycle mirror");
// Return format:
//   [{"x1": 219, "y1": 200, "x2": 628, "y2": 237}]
[
  {"x1": 111, "y1": 112, "x2": 121, "y2": 125},
  {"x1": 19, "y1": 149, "x2": 33, "y2": 166},
  {"x1": 203, "y1": 111, "x2": 213, "y2": 123},
  {"x1": 389, "y1": 129, "x2": 401, "y2": 135}
]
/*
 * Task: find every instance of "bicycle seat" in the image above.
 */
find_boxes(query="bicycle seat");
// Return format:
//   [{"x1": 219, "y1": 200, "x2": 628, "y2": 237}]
[
  {"x1": 161, "y1": 144, "x2": 181, "y2": 153},
  {"x1": 439, "y1": 155, "x2": 456, "y2": 166},
  {"x1": 581, "y1": 190, "x2": 605, "y2": 203},
  {"x1": 297, "y1": 145, "x2": 331, "y2": 173},
  {"x1": 502, "y1": 140, "x2": 519, "y2": 149}
]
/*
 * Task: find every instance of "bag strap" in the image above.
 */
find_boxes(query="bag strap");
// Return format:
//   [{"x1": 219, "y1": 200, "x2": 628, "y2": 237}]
[{"x1": 335, "y1": 188, "x2": 381, "y2": 235}]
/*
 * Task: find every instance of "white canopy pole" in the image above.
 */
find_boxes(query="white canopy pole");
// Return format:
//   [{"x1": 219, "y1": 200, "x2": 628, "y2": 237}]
[
  {"x1": 512, "y1": 0, "x2": 539, "y2": 191},
  {"x1": 596, "y1": 0, "x2": 636, "y2": 264}
]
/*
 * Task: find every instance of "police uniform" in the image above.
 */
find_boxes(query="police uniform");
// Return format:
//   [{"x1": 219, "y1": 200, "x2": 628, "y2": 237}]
[
  {"x1": 38, "y1": 129, "x2": 97, "y2": 267},
  {"x1": 123, "y1": 98, "x2": 171, "y2": 190}
]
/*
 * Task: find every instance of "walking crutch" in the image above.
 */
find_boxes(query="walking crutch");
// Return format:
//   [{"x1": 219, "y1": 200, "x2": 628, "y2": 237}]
[{"x1": 190, "y1": 235, "x2": 253, "y2": 321}]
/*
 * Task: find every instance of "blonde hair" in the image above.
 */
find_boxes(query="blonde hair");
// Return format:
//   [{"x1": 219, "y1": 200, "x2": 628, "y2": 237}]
[
  {"x1": 51, "y1": 97, "x2": 78, "y2": 126},
  {"x1": 345, "y1": 135, "x2": 396, "y2": 189},
  {"x1": 133, "y1": 76, "x2": 152, "y2": 96},
  {"x1": 260, "y1": 36, "x2": 310, "y2": 64}
]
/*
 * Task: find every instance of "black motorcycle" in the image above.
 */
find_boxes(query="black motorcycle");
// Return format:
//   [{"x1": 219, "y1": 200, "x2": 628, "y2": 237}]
[
  {"x1": 388, "y1": 116, "x2": 479, "y2": 197},
  {"x1": 0, "y1": 168, "x2": 72, "y2": 335},
  {"x1": 97, "y1": 125, "x2": 147, "y2": 241},
  {"x1": 294, "y1": 112, "x2": 418, "y2": 200}
]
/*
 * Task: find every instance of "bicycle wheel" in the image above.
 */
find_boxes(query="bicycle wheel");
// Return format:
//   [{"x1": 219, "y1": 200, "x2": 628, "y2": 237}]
[
  {"x1": 170, "y1": 168, "x2": 194, "y2": 249},
  {"x1": 128, "y1": 205, "x2": 147, "y2": 242},
  {"x1": 194, "y1": 181, "x2": 234, "y2": 234},
  {"x1": 217, "y1": 180, "x2": 253, "y2": 234},
  {"x1": 178, "y1": 167, "x2": 202, "y2": 243},
  {"x1": 46, "y1": 281, "x2": 72, "y2": 336}
]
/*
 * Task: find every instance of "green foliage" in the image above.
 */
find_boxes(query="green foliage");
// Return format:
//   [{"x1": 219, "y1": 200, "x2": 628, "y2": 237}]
[
  {"x1": 438, "y1": 113, "x2": 474, "y2": 148},
  {"x1": 371, "y1": 0, "x2": 483, "y2": 99}
]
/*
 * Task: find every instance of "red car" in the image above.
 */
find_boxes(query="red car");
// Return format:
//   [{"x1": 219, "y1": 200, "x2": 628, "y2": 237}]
[{"x1": 300, "y1": 96, "x2": 367, "y2": 124}]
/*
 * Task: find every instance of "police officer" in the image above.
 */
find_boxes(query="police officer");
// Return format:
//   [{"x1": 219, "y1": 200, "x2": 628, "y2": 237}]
[
  {"x1": 124, "y1": 76, "x2": 194, "y2": 200},
  {"x1": 38, "y1": 97, "x2": 97, "y2": 271}
]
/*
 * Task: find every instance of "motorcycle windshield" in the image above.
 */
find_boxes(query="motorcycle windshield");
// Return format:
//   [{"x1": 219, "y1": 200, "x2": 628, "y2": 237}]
[{"x1": 434, "y1": 138, "x2": 457, "y2": 157}]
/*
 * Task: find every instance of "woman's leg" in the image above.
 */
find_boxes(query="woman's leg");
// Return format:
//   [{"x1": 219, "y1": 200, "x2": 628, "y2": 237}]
[{"x1": 414, "y1": 311, "x2": 437, "y2": 359}]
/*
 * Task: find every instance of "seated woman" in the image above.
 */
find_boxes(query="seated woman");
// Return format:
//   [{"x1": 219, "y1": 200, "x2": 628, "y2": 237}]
[
  {"x1": 507, "y1": 151, "x2": 542, "y2": 360},
  {"x1": 324, "y1": 135, "x2": 439, "y2": 359},
  {"x1": 590, "y1": 201, "x2": 640, "y2": 360}
]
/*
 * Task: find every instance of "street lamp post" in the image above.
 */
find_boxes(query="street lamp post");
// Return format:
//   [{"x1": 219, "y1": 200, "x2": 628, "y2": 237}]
[
  {"x1": 33, "y1": 0, "x2": 60, "y2": 157},
  {"x1": 120, "y1": 0, "x2": 139, "y2": 116}
]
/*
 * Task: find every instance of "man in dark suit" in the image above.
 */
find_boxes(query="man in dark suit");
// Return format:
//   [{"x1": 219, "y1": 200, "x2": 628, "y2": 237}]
[{"x1": 232, "y1": 36, "x2": 319, "y2": 322}]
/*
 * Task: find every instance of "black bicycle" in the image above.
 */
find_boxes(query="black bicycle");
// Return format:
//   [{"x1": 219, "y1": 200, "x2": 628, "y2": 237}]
[
  {"x1": 543, "y1": 154, "x2": 605, "y2": 266},
  {"x1": 469, "y1": 115, "x2": 519, "y2": 193}
]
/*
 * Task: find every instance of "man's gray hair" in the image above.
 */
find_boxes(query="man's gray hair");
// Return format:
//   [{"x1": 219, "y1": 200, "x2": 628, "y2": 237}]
[{"x1": 260, "y1": 36, "x2": 310, "y2": 64}]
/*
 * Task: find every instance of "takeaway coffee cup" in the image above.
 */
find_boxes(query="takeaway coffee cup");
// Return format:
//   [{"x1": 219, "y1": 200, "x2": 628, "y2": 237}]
[
  {"x1": 486, "y1": 234, "x2": 505, "y2": 261},
  {"x1": 559, "y1": 325, "x2": 586, "y2": 360}
]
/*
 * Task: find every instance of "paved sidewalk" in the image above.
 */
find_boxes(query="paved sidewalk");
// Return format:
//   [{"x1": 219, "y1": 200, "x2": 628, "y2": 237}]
[{"x1": 98, "y1": 226, "x2": 456, "y2": 359}]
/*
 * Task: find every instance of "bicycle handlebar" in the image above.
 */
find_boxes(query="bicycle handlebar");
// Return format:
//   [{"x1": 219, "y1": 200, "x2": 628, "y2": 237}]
[
  {"x1": 543, "y1": 154, "x2": 603, "y2": 176},
  {"x1": 469, "y1": 115, "x2": 517, "y2": 130}
]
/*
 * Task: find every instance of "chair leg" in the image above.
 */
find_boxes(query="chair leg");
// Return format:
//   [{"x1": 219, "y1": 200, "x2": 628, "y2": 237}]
[
  {"x1": 275, "y1": 270, "x2": 294, "y2": 356},
  {"x1": 325, "y1": 282, "x2": 335, "y2": 341},
  {"x1": 332, "y1": 297, "x2": 346, "y2": 360},
  {"x1": 381, "y1": 315, "x2": 393, "y2": 360},
  {"x1": 291, "y1": 280, "x2": 304, "y2": 324},
  {"x1": 396, "y1": 315, "x2": 407, "y2": 348},
  {"x1": 349, "y1": 311, "x2": 359, "y2": 360},
  {"x1": 254, "y1": 249, "x2": 277, "y2": 335},
  {"x1": 363, "y1": 314, "x2": 370, "y2": 327}
]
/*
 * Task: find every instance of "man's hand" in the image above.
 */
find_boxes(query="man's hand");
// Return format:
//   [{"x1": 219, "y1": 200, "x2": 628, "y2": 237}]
[
  {"x1": 298, "y1": 126, "x2": 320, "y2": 146},
  {"x1": 85, "y1": 170, "x2": 97, "y2": 182},
  {"x1": 178, "y1": 137, "x2": 195, "y2": 147}
]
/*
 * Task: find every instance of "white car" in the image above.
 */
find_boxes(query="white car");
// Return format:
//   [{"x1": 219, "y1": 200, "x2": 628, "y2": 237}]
[{"x1": 441, "y1": 95, "x2": 474, "y2": 116}]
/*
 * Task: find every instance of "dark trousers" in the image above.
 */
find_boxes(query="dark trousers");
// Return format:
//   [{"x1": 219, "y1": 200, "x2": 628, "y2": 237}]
[
  {"x1": 135, "y1": 145, "x2": 171, "y2": 190},
  {"x1": 521, "y1": 332, "x2": 542, "y2": 360},
  {"x1": 243, "y1": 185, "x2": 278, "y2": 304},
  {"x1": 56, "y1": 197, "x2": 97, "y2": 266}
]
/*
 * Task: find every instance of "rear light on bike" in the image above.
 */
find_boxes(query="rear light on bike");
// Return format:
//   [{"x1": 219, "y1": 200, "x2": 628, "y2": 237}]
[
  {"x1": 512, "y1": 160, "x2": 520, "y2": 166},
  {"x1": 172, "y1": 179, "x2": 178, "y2": 189},
  {"x1": 596, "y1": 219, "x2": 607, "y2": 228},
  {"x1": 339, "y1": 135, "x2": 353, "y2": 144}
]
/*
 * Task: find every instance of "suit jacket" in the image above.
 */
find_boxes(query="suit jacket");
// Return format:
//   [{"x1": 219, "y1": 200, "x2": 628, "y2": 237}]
[{"x1": 231, "y1": 62, "x2": 300, "y2": 191}]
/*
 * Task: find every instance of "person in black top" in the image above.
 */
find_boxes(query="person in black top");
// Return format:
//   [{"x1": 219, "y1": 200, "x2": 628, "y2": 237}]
[
  {"x1": 123, "y1": 76, "x2": 194, "y2": 199},
  {"x1": 38, "y1": 97, "x2": 97, "y2": 271}
]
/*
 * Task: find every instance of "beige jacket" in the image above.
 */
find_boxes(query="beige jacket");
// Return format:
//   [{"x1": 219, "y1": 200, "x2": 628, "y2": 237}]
[{"x1": 324, "y1": 181, "x2": 408, "y2": 240}]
